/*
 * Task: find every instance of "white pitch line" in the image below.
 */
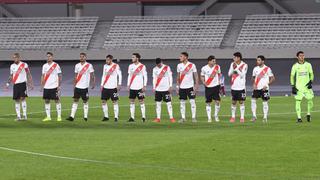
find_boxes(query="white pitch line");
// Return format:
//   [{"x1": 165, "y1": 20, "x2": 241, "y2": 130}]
[{"x1": 0, "y1": 146, "x2": 265, "y2": 177}]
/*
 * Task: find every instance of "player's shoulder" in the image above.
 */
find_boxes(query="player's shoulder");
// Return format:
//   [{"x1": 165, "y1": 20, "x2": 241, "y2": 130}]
[{"x1": 201, "y1": 64, "x2": 208, "y2": 69}]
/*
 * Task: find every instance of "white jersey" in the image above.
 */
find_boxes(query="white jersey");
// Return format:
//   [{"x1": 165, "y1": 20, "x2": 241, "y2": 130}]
[
  {"x1": 42, "y1": 62, "x2": 62, "y2": 89},
  {"x1": 101, "y1": 63, "x2": 122, "y2": 89},
  {"x1": 152, "y1": 64, "x2": 173, "y2": 92},
  {"x1": 201, "y1": 64, "x2": 221, "y2": 87},
  {"x1": 252, "y1": 65, "x2": 273, "y2": 90},
  {"x1": 177, "y1": 62, "x2": 197, "y2": 89},
  {"x1": 228, "y1": 61, "x2": 247, "y2": 90},
  {"x1": 10, "y1": 61, "x2": 29, "y2": 84},
  {"x1": 74, "y1": 62, "x2": 94, "y2": 89},
  {"x1": 127, "y1": 62, "x2": 147, "y2": 90}
]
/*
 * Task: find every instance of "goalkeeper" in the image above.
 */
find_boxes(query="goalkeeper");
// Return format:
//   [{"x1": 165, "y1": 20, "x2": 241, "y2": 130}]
[{"x1": 290, "y1": 51, "x2": 314, "y2": 123}]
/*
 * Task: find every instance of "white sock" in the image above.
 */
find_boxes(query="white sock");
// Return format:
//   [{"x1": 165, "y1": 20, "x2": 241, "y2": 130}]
[
  {"x1": 251, "y1": 99, "x2": 257, "y2": 117},
  {"x1": 180, "y1": 100, "x2": 186, "y2": 119},
  {"x1": 263, "y1": 101, "x2": 269, "y2": 119},
  {"x1": 166, "y1": 102, "x2": 173, "y2": 119},
  {"x1": 15, "y1": 102, "x2": 21, "y2": 118},
  {"x1": 70, "y1": 103, "x2": 78, "y2": 118},
  {"x1": 45, "y1": 103, "x2": 51, "y2": 118},
  {"x1": 231, "y1": 104, "x2": 236, "y2": 118},
  {"x1": 102, "y1": 103, "x2": 108, "y2": 118},
  {"x1": 56, "y1": 103, "x2": 61, "y2": 118},
  {"x1": 21, "y1": 100, "x2": 27, "y2": 117},
  {"x1": 240, "y1": 104, "x2": 245, "y2": 119},
  {"x1": 190, "y1": 99, "x2": 196, "y2": 119},
  {"x1": 140, "y1": 103, "x2": 146, "y2": 119},
  {"x1": 130, "y1": 103, "x2": 135, "y2": 119},
  {"x1": 215, "y1": 103, "x2": 220, "y2": 118},
  {"x1": 114, "y1": 103, "x2": 119, "y2": 119},
  {"x1": 83, "y1": 103, "x2": 88, "y2": 118},
  {"x1": 206, "y1": 104, "x2": 212, "y2": 120},
  {"x1": 156, "y1": 101, "x2": 161, "y2": 119}
]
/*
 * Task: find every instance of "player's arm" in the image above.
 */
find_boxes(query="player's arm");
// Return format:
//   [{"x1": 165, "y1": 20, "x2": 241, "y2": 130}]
[
  {"x1": 152, "y1": 68, "x2": 156, "y2": 91},
  {"x1": 58, "y1": 73, "x2": 62, "y2": 89},
  {"x1": 168, "y1": 67, "x2": 173, "y2": 93},
  {"x1": 4, "y1": 74, "x2": 13, "y2": 89},
  {"x1": 306, "y1": 63, "x2": 314, "y2": 89},
  {"x1": 142, "y1": 65, "x2": 147, "y2": 92},
  {"x1": 193, "y1": 65, "x2": 199, "y2": 91},
  {"x1": 117, "y1": 65, "x2": 122, "y2": 90},
  {"x1": 127, "y1": 66, "x2": 131, "y2": 90},
  {"x1": 200, "y1": 68, "x2": 206, "y2": 86},
  {"x1": 25, "y1": 66, "x2": 34, "y2": 90},
  {"x1": 176, "y1": 66, "x2": 180, "y2": 94},
  {"x1": 90, "y1": 71, "x2": 95, "y2": 89},
  {"x1": 290, "y1": 64, "x2": 298, "y2": 94},
  {"x1": 236, "y1": 64, "x2": 247, "y2": 77},
  {"x1": 73, "y1": 73, "x2": 78, "y2": 87},
  {"x1": 228, "y1": 63, "x2": 234, "y2": 77}
]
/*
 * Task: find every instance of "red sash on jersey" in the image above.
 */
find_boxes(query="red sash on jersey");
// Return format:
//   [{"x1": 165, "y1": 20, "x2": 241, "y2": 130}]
[
  {"x1": 12, "y1": 63, "x2": 25, "y2": 84},
  {"x1": 102, "y1": 64, "x2": 118, "y2": 87},
  {"x1": 75, "y1": 63, "x2": 90, "y2": 85},
  {"x1": 179, "y1": 63, "x2": 193, "y2": 84},
  {"x1": 231, "y1": 63, "x2": 245, "y2": 85},
  {"x1": 205, "y1": 65, "x2": 219, "y2": 86},
  {"x1": 255, "y1": 66, "x2": 269, "y2": 86},
  {"x1": 129, "y1": 64, "x2": 144, "y2": 87},
  {"x1": 43, "y1": 63, "x2": 58, "y2": 86},
  {"x1": 154, "y1": 65, "x2": 169, "y2": 89}
]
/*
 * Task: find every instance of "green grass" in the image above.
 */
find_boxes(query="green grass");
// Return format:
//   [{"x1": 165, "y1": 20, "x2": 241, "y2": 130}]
[{"x1": 0, "y1": 96, "x2": 320, "y2": 180}]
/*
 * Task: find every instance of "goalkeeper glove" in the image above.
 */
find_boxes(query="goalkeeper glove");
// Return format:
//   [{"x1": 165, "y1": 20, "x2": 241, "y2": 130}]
[
  {"x1": 306, "y1": 80, "x2": 312, "y2": 89},
  {"x1": 292, "y1": 86, "x2": 298, "y2": 95}
]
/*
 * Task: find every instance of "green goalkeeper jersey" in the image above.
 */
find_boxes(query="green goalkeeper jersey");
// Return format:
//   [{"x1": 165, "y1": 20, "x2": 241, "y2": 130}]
[{"x1": 290, "y1": 61, "x2": 314, "y2": 90}]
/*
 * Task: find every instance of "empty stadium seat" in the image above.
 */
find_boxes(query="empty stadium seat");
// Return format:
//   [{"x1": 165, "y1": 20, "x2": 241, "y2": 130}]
[
  {"x1": 104, "y1": 15, "x2": 232, "y2": 49},
  {"x1": 0, "y1": 17, "x2": 99, "y2": 50}
]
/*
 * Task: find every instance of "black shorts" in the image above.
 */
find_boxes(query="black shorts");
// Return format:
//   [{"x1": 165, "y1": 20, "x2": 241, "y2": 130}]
[
  {"x1": 73, "y1": 88, "x2": 89, "y2": 101},
  {"x1": 252, "y1": 89, "x2": 270, "y2": 101},
  {"x1": 155, "y1": 91, "x2": 171, "y2": 102},
  {"x1": 205, "y1": 85, "x2": 221, "y2": 103},
  {"x1": 231, "y1": 89, "x2": 246, "y2": 101},
  {"x1": 179, "y1": 87, "x2": 196, "y2": 100},
  {"x1": 43, "y1": 88, "x2": 59, "y2": 100},
  {"x1": 13, "y1": 82, "x2": 28, "y2": 100},
  {"x1": 129, "y1": 89, "x2": 145, "y2": 100},
  {"x1": 101, "y1": 88, "x2": 119, "y2": 101}
]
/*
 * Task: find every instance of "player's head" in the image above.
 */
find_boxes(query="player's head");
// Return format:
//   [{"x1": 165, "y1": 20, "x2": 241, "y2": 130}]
[
  {"x1": 180, "y1": 52, "x2": 188, "y2": 62},
  {"x1": 46, "y1": 52, "x2": 53, "y2": 62},
  {"x1": 296, "y1": 51, "x2": 305, "y2": 62},
  {"x1": 155, "y1": 58, "x2": 162, "y2": 67},
  {"x1": 12, "y1": 53, "x2": 21, "y2": 64},
  {"x1": 106, "y1": 54, "x2": 113, "y2": 65},
  {"x1": 256, "y1": 55, "x2": 265, "y2": 66},
  {"x1": 80, "y1": 52, "x2": 87, "y2": 62},
  {"x1": 207, "y1": 55, "x2": 216, "y2": 66},
  {"x1": 132, "y1": 53, "x2": 141, "y2": 63},
  {"x1": 233, "y1": 52, "x2": 242, "y2": 63}
]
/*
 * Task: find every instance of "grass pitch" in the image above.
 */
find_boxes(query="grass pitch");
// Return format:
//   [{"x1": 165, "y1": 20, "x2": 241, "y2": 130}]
[{"x1": 0, "y1": 96, "x2": 319, "y2": 180}]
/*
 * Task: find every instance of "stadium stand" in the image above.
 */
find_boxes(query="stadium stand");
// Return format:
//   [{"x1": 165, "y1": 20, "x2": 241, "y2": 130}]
[
  {"x1": 104, "y1": 15, "x2": 232, "y2": 49},
  {"x1": 235, "y1": 14, "x2": 320, "y2": 49},
  {"x1": 0, "y1": 16, "x2": 98, "y2": 50}
]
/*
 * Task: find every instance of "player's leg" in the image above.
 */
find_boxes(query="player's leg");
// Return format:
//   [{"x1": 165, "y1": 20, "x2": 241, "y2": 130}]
[
  {"x1": 154, "y1": 91, "x2": 162, "y2": 122},
  {"x1": 55, "y1": 98, "x2": 62, "y2": 121},
  {"x1": 164, "y1": 92, "x2": 175, "y2": 123},
  {"x1": 294, "y1": 91, "x2": 303, "y2": 123},
  {"x1": 13, "y1": 83, "x2": 21, "y2": 120},
  {"x1": 239, "y1": 90, "x2": 246, "y2": 123},
  {"x1": 20, "y1": 83, "x2": 28, "y2": 120},
  {"x1": 213, "y1": 86, "x2": 221, "y2": 122},
  {"x1": 251, "y1": 90, "x2": 259, "y2": 122},
  {"x1": 128, "y1": 90, "x2": 136, "y2": 122},
  {"x1": 101, "y1": 88, "x2": 110, "y2": 121},
  {"x1": 42, "y1": 89, "x2": 52, "y2": 121},
  {"x1": 138, "y1": 89, "x2": 146, "y2": 122},
  {"x1": 111, "y1": 88, "x2": 119, "y2": 122},
  {"x1": 230, "y1": 90, "x2": 237, "y2": 123},
  {"x1": 82, "y1": 89, "x2": 89, "y2": 121},
  {"x1": 14, "y1": 99, "x2": 21, "y2": 121},
  {"x1": 66, "y1": 88, "x2": 80, "y2": 121},
  {"x1": 178, "y1": 88, "x2": 187, "y2": 123},
  {"x1": 306, "y1": 89, "x2": 314, "y2": 122},
  {"x1": 262, "y1": 90, "x2": 270, "y2": 123},
  {"x1": 188, "y1": 88, "x2": 197, "y2": 122},
  {"x1": 205, "y1": 87, "x2": 212, "y2": 122}
]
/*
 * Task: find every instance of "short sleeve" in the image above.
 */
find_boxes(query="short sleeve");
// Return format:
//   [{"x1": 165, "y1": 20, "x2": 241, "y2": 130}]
[
  {"x1": 268, "y1": 68, "x2": 274, "y2": 77},
  {"x1": 74, "y1": 64, "x2": 78, "y2": 73},
  {"x1": 89, "y1": 64, "x2": 94, "y2": 73},
  {"x1": 57, "y1": 65, "x2": 62, "y2": 74},
  {"x1": 200, "y1": 67, "x2": 205, "y2": 76},
  {"x1": 192, "y1": 64, "x2": 197, "y2": 72}
]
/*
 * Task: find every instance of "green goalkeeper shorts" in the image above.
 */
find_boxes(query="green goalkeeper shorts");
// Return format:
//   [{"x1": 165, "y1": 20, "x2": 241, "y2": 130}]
[{"x1": 294, "y1": 88, "x2": 314, "y2": 101}]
